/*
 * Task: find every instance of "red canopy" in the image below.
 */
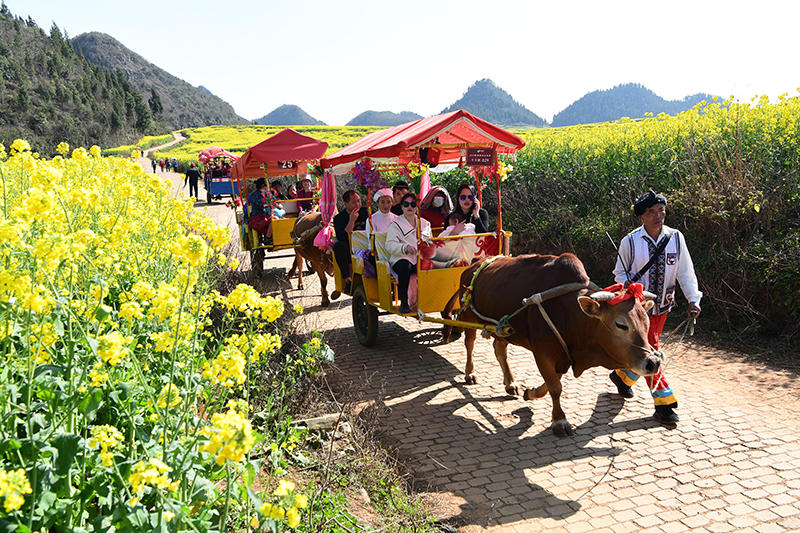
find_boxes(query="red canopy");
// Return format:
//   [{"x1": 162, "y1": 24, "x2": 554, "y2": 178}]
[
  {"x1": 231, "y1": 129, "x2": 329, "y2": 180},
  {"x1": 320, "y1": 110, "x2": 526, "y2": 172},
  {"x1": 198, "y1": 145, "x2": 240, "y2": 162}
]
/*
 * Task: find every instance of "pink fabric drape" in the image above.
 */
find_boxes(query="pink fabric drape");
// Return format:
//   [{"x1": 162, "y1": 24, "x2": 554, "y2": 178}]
[
  {"x1": 313, "y1": 171, "x2": 336, "y2": 250},
  {"x1": 419, "y1": 167, "x2": 431, "y2": 199}
]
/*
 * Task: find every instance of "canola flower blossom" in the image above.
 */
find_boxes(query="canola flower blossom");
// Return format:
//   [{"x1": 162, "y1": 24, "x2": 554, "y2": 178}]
[
  {"x1": 202, "y1": 345, "x2": 247, "y2": 387},
  {"x1": 88, "y1": 425, "x2": 125, "y2": 467},
  {"x1": 95, "y1": 331, "x2": 132, "y2": 366},
  {"x1": 259, "y1": 479, "x2": 309, "y2": 529},
  {"x1": 128, "y1": 458, "x2": 180, "y2": 506},
  {"x1": 0, "y1": 469, "x2": 32, "y2": 513},
  {"x1": 198, "y1": 402, "x2": 255, "y2": 465},
  {"x1": 223, "y1": 284, "x2": 284, "y2": 322}
]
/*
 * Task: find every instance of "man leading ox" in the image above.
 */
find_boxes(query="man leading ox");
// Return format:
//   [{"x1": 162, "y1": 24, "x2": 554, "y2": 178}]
[{"x1": 609, "y1": 189, "x2": 702, "y2": 424}]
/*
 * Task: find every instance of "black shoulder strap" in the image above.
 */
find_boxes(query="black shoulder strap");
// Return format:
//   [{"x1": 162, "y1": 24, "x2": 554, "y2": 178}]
[{"x1": 630, "y1": 234, "x2": 671, "y2": 283}]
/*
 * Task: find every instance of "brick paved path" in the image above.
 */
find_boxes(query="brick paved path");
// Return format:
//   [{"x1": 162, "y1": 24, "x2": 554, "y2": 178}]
[
  {"x1": 305, "y1": 292, "x2": 800, "y2": 532},
  {"x1": 147, "y1": 162, "x2": 800, "y2": 532}
]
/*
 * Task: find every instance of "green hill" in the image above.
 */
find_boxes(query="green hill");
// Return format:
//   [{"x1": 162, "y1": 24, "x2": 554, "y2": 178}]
[
  {"x1": 0, "y1": 8, "x2": 167, "y2": 154},
  {"x1": 254, "y1": 104, "x2": 326, "y2": 126},
  {"x1": 73, "y1": 32, "x2": 248, "y2": 129},
  {"x1": 552, "y1": 83, "x2": 715, "y2": 126},
  {"x1": 441, "y1": 79, "x2": 547, "y2": 127},
  {"x1": 346, "y1": 110, "x2": 423, "y2": 126}
]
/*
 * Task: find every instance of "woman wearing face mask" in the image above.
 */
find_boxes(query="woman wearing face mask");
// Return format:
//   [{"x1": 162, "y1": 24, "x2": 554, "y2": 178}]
[
  {"x1": 419, "y1": 186, "x2": 453, "y2": 229},
  {"x1": 452, "y1": 183, "x2": 489, "y2": 234}
]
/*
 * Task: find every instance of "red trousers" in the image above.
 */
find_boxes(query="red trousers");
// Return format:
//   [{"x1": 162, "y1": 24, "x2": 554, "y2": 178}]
[{"x1": 614, "y1": 313, "x2": 677, "y2": 406}]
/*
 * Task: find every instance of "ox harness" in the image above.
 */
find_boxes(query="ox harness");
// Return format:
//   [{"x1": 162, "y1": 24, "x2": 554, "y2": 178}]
[
  {"x1": 459, "y1": 257, "x2": 600, "y2": 361},
  {"x1": 455, "y1": 260, "x2": 696, "y2": 396}
]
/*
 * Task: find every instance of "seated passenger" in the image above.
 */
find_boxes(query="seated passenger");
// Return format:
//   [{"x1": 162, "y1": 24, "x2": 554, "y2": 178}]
[
  {"x1": 419, "y1": 186, "x2": 453, "y2": 229},
  {"x1": 451, "y1": 183, "x2": 489, "y2": 234},
  {"x1": 332, "y1": 190, "x2": 368, "y2": 294},
  {"x1": 439, "y1": 212, "x2": 476, "y2": 237},
  {"x1": 271, "y1": 180, "x2": 288, "y2": 200},
  {"x1": 297, "y1": 176, "x2": 315, "y2": 212},
  {"x1": 247, "y1": 177, "x2": 274, "y2": 245},
  {"x1": 386, "y1": 192, "x2": 432, "y2": 313},
  {"x1": 269, "y1": 181, "x2": 286, "y2": 218},
  {"x1": 366, "y1": 188, "x2": 397, "y2": 239},
  {"x1": 390, "y1": 180, "x2": 411, "y2": 216}
]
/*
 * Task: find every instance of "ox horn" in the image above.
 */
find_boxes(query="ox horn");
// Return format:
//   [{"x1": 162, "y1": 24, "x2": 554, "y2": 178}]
[
  {"x1": 590, "y1": 291, "x2": 617, "y2": 302},
  {"x1": 642, "y1": 290, "x2": 657, "y2": 301}
]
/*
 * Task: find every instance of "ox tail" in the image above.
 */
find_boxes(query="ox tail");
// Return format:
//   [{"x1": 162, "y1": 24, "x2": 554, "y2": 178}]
[{"x1": 441, "y1": 287, "x2": 463, "y2": 343}]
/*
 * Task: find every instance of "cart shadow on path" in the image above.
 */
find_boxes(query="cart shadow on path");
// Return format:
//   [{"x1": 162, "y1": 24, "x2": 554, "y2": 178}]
[{"x1": 324, "y1": 322, "x2": 666, "y2": 529}]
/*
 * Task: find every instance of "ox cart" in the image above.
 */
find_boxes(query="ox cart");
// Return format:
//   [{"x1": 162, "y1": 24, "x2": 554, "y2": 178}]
[
  {"x1": 230, "y1": 129, "x2": 328, "y2": 277},
  {"x1": 319, "y1": 110, "x2": 526, "y2": 346},
  {"x1": 197, "y1": 145, "x2": 241, "y2": 204}
]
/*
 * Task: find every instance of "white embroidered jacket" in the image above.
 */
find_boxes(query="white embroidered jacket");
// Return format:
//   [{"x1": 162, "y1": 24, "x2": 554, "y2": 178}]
[{"x1": 613, "y1": 225, "x2": 702, "y2": 315}]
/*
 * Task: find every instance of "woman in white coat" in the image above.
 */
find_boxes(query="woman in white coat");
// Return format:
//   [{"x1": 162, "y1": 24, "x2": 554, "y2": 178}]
[{"x1": 386, "y1": 192, "x2": 432, "y2": 313}]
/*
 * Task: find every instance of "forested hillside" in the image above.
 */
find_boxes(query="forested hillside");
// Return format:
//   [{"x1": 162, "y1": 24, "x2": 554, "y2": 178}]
[
  {"x1": 254, "y1": 104, "x2": 326, "y2": 126},
  {"x1": 552, "y1": 83, "x2": 714, "y2": 126},
  {"x1": 441, "y1": 79, "x2": 547, "y2": 127},
  {"x1": 73, "y1": 32, "x2": 248, "y2": 129},
  {"x1": 346, "y1": 110, "x2": 423, "y2": 126},
  {"x1": 0, "y1": 7, "x2": 163, "y2": 154}
]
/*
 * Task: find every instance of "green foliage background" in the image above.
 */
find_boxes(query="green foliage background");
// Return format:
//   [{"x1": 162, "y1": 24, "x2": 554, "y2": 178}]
[{"x1": 500, "y1": 96, "x2": 800, "y2": 342}]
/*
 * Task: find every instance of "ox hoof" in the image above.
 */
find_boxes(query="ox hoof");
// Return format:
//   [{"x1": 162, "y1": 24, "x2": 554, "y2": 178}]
[
  {"x1": 551, "y1": 420, "x2": 574, "y2": 437},
  {"x1": 297, "y1": 283, "x2": 304, "y2": 290},
  {"x1": 506, "y1": 383, "x2": 524, "y2": 397},
  {"x1": 464, "y1": 374, "x2": 477, "y2": 385},
  {"x1": 331, "y1": 291, "x2": 341, "y2": 300},
  {"x1": 522, "y1": 388, "x2": 540, "y2": 401},
  {"x1": 321, "y1": 300, "x2": 330, "y2": 307}
]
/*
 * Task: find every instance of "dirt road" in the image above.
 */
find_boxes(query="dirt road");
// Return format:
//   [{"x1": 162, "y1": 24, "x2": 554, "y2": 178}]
[{"x1": 136, "y1": 143, "x2": 800, "y2": 532}]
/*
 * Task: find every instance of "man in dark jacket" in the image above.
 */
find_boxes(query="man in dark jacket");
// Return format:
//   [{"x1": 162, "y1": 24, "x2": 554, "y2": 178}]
[
  {"x1": 332, "y1": 190, "x2": 368, "y2": 294},
  {"x1": 184, "y1": 163, "x2": 203, "y2": 200}
]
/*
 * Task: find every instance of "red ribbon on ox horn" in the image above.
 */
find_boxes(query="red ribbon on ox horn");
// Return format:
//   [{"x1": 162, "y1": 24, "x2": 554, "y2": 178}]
[{"x1": 602, "y1": 282, "x2": 645, "y2": 305}]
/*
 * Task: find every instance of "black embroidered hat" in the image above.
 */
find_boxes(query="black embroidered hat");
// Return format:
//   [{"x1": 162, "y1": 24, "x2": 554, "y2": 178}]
[{"x1": 633, "y1": 189, "x2": 667, "y2": 216}]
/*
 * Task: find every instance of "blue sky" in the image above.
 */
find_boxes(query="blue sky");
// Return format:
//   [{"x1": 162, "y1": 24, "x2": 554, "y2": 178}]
[{"x1": 6, "y1": 0, "x2": 798, "y2": 125}]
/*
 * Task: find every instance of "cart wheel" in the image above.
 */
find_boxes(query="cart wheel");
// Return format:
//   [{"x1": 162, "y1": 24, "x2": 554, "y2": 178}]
[
  {"x1": 352, "y1": 285, "x2": 378, "y2": 347},
  {"x1": 250, "y1": 248, "x2": 264, "y2": 278},
  {"x1": 206, "y1": 190, "x2": 212, "y2": 204}
]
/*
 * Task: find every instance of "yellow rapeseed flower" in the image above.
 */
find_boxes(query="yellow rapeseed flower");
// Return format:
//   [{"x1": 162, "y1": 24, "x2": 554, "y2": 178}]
[
  {"x1": 198, "y1": 403, "x2": 254, "y2": 465},
  {"x1": 95, "y1": 331, "x2": 131, "y2": 366},
  {"x1": 9, "y1": 139, "x2": 31, "y2": 154},
  {"x1": 157, "y1": 383, "x2": 182, "y2": 409},
  {"x1": 0, "y1": 468, "x2": 32, "y2": 513},
  {"x1": 286, "y1": 506, "x2": 300, "y2": 528},
  {"x1": 274, "y1": 479, "x2": 295, "y2": 497},
  {"x1": 128, "y1": 458, "x2": 178, "y2": 497},
  {"x1": 202, "y1": 346, "x2": 246, "y2": 387},
  {"x1": 88, "y1": 425, "x2": 125, "y2": 467}
]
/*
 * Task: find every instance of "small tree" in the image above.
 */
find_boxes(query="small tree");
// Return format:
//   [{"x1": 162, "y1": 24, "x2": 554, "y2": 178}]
[
  {"x1": 148, "y1": 86, "x2": 163, "y2": 117},
  {"x1": 16, "y1": 86, "x2": 31, "y2": 111}
]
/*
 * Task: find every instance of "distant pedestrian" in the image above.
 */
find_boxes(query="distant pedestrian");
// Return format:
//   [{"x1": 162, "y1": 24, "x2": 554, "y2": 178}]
[
  {"x1": 172, "y1": 159, "x2": 178, "y2": 172},
  {"x1": 184, "y1": 162, "x2": 202, "y2": 200},
  {"x1": 159, "y1": 159, "x2": 165, "y2": 172},
  {"x1": 151, "y1": 159, "x2": 157, "y2": 173}
]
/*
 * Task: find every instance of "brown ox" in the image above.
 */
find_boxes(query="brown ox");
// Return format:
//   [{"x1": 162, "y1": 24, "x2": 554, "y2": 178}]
[
  {"x1": 442, "y1": 253, "x2": 660, "y2": 436},
  {"x1": 284, "y1": 212, "x2": 340, "y2": 306}
]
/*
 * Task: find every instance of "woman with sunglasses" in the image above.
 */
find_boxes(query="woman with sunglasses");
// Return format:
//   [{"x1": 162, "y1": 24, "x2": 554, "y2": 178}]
[
  {"x1": 452, "y1": 183, "x2": 489, "y2": 234},
  {"x1": 386, "y1": 192, "x2": 432, "y2": 313}
]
